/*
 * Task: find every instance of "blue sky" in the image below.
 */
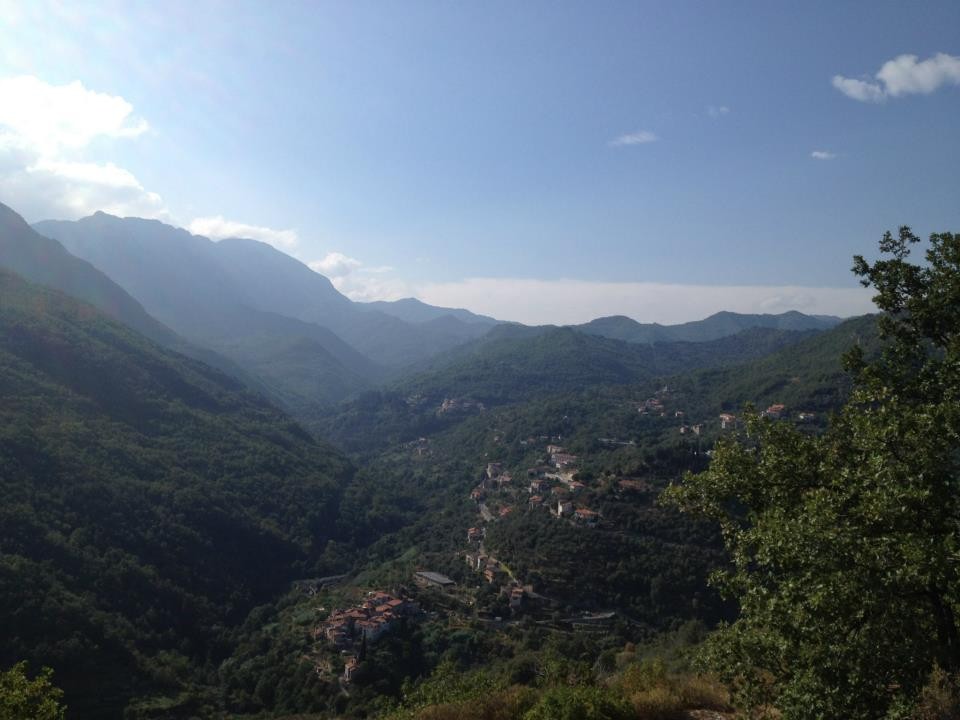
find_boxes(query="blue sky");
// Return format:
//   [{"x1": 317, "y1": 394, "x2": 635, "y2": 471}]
[{"x1": 0, "y1": 1, "x2": 958, "y2": 323}]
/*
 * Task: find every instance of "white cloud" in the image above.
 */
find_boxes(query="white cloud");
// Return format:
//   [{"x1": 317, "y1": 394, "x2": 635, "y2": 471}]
[
  {"x1": 308, "y1": 252, "x2": 362, "y2": 277},
  {"x1": 707, "y1": 105, "x2": 730, "y2": 118},
  {"x1": 831, "y1": 75, "x2": 886, "y2": 103},
  {"x1": 609, "y1": 130, "x2": 659, "y2": 146},
  {"x1": 189, "y1": 215, "x2": 299, "y2": 250},
  {"x1": 0, "y1": 74, "x2": 163, "y2": 220},
  {"x1": 308, "y1": 252, "x2": 409, "y2": 301},
  {"x1": 416, "y1": 278, "x2": 875, "y2": 326},
  {"x1": 336, "y1": 274, "x2": 411, "y2": 302},
  {"x1": 811, "y1": 150, "x2": 836, "y2": 160},
  {"x1": 877, "y1": 52, "x2": 960, "y2": 96},
  {"x1": 833, "y1": 52, "x2": 960, "y2": 102},
  {"x1": 0, "y1": 75, "x2": 149, "y2": 154}
]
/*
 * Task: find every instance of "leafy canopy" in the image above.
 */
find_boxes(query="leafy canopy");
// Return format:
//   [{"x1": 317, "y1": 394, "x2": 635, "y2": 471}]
[
  {"x1": 663, "y1": 228, "x2": 960, "y2": 719},
  {"x1": 0, "y1": 663, "x2": 66, "y2": 720}
]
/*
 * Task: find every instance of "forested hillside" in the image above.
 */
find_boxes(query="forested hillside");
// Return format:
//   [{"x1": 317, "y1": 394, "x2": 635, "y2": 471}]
[
  {"x1": 577, "y1": 310, "x2": 841, "y2": 344},
  {"x1": 0, "y1": 269, "x2": 354, "y2": 718},
  {"x1": 317, "y1": 324, "x2": 820, "y2": 454}
]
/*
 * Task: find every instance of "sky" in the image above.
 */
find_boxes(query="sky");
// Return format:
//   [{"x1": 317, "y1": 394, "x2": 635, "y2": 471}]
[{"x1": 0, "y1": 0, "x2": 958, "y2": 324}]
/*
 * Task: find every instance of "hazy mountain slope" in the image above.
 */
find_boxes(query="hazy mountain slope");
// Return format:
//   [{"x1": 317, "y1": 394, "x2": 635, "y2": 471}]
[
  {"x1": 202, "y1": 305, "x2": 387, "y2": 409},
  {"x1": 1, "y1": 201, "x2": 267, "y2": 393},
  {"x1": 0, "y1": 269, "x2": 353, "y2": 718},
  {"x1": 182, "y1": 237, "x2": 495, "y2": 360},
  {"x1": 35, "y1": 212, "x2": 495, "y2": 375},
  {"x1": 33, "y1": 214, "x2": 390, "y2": 404},
  {"x1": 0, "y1": 203, "x2": 177, "y2": 346},
  {"x1": 578, "y1": 310, "x2": 841, "y2": 344},
  {"x1": 360, "y1": 297, "x2": 498, "y2": 325}
]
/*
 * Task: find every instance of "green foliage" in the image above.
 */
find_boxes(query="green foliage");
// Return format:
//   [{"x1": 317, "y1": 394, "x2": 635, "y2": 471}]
[
  {"x1": 319, "y1": 325, "x2": 819, "y2": 454},
  {"x1": 617, "y1": 658, "x2": 729, "y2": 719},
  {"x1": 670, "y1": 314, "x2": 880, "y2": 420},
  {"x1": 0, "y1": 663, "x2": 66, "y2": 720},
  {"x1": 522, "y1": 686, "x2": 633, "y2": 720},
  {"x1": 0, "y1": 270, "x2": 354, "y2": 717},
  {"x1": 663, "y1": 227, "x2": 960, "y2": 719},
  {"x1": 400, "y1": 325, "x2": 816, "y2": 408}
]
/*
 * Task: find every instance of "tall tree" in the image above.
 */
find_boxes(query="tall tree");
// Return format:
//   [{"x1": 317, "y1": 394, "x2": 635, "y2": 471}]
[{"x1": 664, "y1": 228, "x2": 960, "y2": 719}]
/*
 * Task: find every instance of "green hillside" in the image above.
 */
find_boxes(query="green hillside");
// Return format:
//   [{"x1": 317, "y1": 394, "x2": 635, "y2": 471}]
[
  {"x1": 668, "y1": 313, "x2": 881, "y2": 419},
  {"x1": 317, "y1": 325, "x2": 819, "y2": 453},
  {"x1": 399, "y1": 325, "x2": 817, "y2": 404},
  {"x1": 0, "y1": 269, "x2": 354, "y2": 718},
  {"x1": 577, "y1": 310, "x2": 841, "y2": 344}
]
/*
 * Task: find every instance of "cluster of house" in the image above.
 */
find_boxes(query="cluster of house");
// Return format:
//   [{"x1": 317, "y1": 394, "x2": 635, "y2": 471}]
[
  {"x1": 437, "y1": 396, "x2": 486, "y2": 415},
  {"x1": 463, "y1": 550, "x2": 530, "y2": 611},
  {"x1": 547, "y1": 444, "x2": 578, "y2": 469},
  {"x1": 486, "y1": 462, "x2": 514, "y2": 487},
  {"x1": 464, "y1": 550, "x2": 507, "y2": 584},
  {"x1": 317, "y1": 591, "x2": 419, "y2": 649},
  {"x1": 550, "y1": 499, "x2": 600, "y2": 526},
  {"x1": 762, "y1": 403, "x2": 787, "y2": 419},
  {"x1": 638, "y1": 386, "x2": 671, "y2": 416},
  {"x1": 761, "y1": 404, "x2": 815, "y2": 422}
]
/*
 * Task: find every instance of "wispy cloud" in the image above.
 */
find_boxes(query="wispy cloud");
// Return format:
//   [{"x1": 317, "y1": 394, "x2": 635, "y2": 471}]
[
  {"x1": 0, "y1": 74, "x2": 164, "y2": 220},
  {"x1": 189, "y1": 215, "x2": 299, "y2": 250},
  {"x1": 707, "y1": 105, "x2": 730, "y2": 118},
  {"x1": 308, "y1": 252, "x2": 362, "y2": 277},
  {"x1": 417, "y1": 278, "x2": 874, "y2": 325},
  {"x1": 309, "y1": 252, "x2": 408, "y2": 301},
  {"x1": 609, "y1": 129, "x2": 659, "y2": 147},
  {"x1": 810, "y1": 150, "x2": 836, "y2": 160},
  {"x1": 833, "y1": 52, "x2": 960, "y2": 103}
]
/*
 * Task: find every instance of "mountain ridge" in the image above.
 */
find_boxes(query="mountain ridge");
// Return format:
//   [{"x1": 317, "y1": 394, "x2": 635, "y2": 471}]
[{"x1": 576, "y1": 309, "x2": 842, "y2": 344}]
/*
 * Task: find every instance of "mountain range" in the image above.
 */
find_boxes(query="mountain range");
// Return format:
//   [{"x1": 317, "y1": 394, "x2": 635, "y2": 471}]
[
  {"x1": 33, "y1": 212, "x2": 495, "y2": 408},
  {"x1": 576, "y1": 310, "x2": 840, "y2": 344},
  {"x1": 3, "y1": 202, "x2": 847, "y2": 421}
]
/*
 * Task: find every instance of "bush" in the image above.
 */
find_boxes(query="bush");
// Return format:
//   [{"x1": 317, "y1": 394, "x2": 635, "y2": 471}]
[
  {"x1": 522, "y1": 686, "x2": 633, "y2": 720},
  {"x1": 619, "y1": 660, "x2": 729, "y2": 720}
]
